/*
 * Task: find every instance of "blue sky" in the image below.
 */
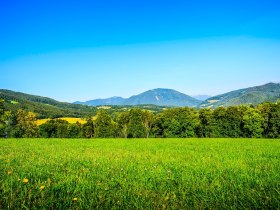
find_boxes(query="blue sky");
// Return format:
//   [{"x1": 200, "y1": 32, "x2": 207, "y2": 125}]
[{"x1": 1, "y1": 0, "x2": 280, "y2": 102}]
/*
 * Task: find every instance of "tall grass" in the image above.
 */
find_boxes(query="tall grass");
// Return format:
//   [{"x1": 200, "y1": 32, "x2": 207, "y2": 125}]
[{"x1": 1, "y1": 138, "x2": 280, "y2": 209}]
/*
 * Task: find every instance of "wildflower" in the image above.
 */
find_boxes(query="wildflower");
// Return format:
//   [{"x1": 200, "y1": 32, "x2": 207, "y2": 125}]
[
  {"x1": 7, "y1": 171, "x2": 12, "y2": 175},
  {"x1": 73, "y1": 198, "x2": 78, "y2": 201},
  {"x1": 40, "y1": 185, "x2": 45, "y2": 190},
  {"x1": 23, "y1": 178, "x2": 29, "y2": 184}
]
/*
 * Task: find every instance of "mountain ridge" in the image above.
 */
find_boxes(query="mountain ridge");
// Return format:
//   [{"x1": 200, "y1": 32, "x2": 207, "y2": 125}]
[
  {"x1": 74, "y1": 83, "x2": 280, "y2": 107},
  {"x1": 74, "y1": 88, "x2": 201, "y2": 107},
  {"x1": 1, "y1": 83, "x2": 279, "y2": 114},
  {"x1": 199, "y1": 82, "x2": 280, "y2": 108}
]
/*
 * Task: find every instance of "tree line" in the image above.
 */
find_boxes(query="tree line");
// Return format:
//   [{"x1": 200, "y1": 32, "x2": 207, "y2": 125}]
[{"x1": 0, "y1": 98, "x2": 279, "y2": 138}]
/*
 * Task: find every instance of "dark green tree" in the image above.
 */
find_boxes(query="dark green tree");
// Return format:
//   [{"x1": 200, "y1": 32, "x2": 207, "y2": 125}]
[
  {"x1": 15, "y1": 109, "x2": 39, "y2": 138},
  {"x1": 56, "y1": 119, "x2": 69, "y2": 138},
  {"x1": 127, "y1": 109, "x2": 146, "y2": 138},
  {"x1": 242, "y1": 107, "x2": 264, "y2": 138},
  {"x1": 116, "y1": 112, "x2": 130, "y2": 138},
  {"x1": 0, "y1": 99, "x2": 6, "y2": 137},
  {"x1": 142, "y1": 110, "x2": 154, "y2": 138},
  {"x1": 224, "y1": 106, "x2": 242, "y2": 137},
  {"x1": 267, "y1": 103, "x2": 280, "y2": 138},
  {"x1": 95, "y1": 110, "x2": 115, "y2": 138},
  {"x1": 213, "y1": 107, "x2": 227, "y2": 137},
  {"x1": 82, "y1": 117, "x2": 94, "y2": 138},
  {"x1": 257, "y1": 102, "x2": 273, "y2": 137},
  {"x1": 154, "y1": 108, "x2": 199, "y2": 138},
  {"x1": 153, "y1": 113, "x2": 165, "y2": 138},
  {"x1": 39, "y1": 119, "x2": 57, "y2": 138},
  {"x1": 197, "y1": 108, "x2": 216, "y2": 137},
  {"x1": 67, "y1": 122, "x2": 82, "y2": 138}
]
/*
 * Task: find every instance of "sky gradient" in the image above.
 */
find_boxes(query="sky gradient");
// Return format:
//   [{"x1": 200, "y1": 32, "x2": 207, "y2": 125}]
[{"x1": 1, "y1": 0, "x2": 280, "y2": 102}]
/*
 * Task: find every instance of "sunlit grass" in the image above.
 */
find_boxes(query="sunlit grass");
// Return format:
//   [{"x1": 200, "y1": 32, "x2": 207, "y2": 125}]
[
  {"x1": 1, "y1": 138, "x2": 280, "y2": 209},
  {"x1": 36, "y1": 117, "x2": 87, "y2": 126},
  {"x1": 10, "y1": 100, "x2": 19, "y2": 104}
]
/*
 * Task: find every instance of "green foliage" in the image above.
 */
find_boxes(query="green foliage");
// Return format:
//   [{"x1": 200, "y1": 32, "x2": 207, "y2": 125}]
[
  {"x1": 95, "y1": 110, "x2": 115, "y2": 138},
  {"x1": 0, "y1": 99, "x2": 11, "y2": 137},
  {"x1": 197, "y1": 108, "x2": 216, "y2": 137},
  {"x1": 0, "y1": 99, "x2": 6, "y2": 137},
  {"x1": 267, "y1": 103, "x2": 280, "y2": 138},
  {"x1": 142, "y1": 110, "x2": 154, "y2": 138},
  {"x1": 67, "y1": 122, "x2": 82, "y2": 138},
  {"x1": 212, "y1": 107, "x2": 243, "y2": 137},
  {"x1": 154, "y1": 108, "x2": 199, "y2": 138},
  {"x1": 39, "y1": 119, "x2": 84, "y2": 138},
  {"x1": 127, "y1": 109, "x2": 146, "y2": 138},
  {"x1": 242, "y1": 108, "x2": 264, "y2": 138},
  {"x1": 0, "y1": 89, "x2": 98, "y2": 119},
  {"x1": 1, "y1": 138, "x2": 280, "y2": 209},
  {"x1": 82, "y1": 117, "x2": 94, "y2": 138},
  {"x1": 39, "y1": 119, "x2": 58, "y2": 138},
  {"x1": 14, "y1": 109, "x2": 39, "y2": 138},
  {"x1": 116, "y1": 112, "x2": 130, "y2": 138}
]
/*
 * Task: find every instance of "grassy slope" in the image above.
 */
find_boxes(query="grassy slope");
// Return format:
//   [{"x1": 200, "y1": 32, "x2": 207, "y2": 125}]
[{"x1": 1, "y1": 138, "x2": 280, "y2": 209}]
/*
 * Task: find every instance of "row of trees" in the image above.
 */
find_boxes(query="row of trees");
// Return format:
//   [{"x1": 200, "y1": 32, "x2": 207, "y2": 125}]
[{"x1": 0, "y1": 99, "x2": 279, "y2": 138}]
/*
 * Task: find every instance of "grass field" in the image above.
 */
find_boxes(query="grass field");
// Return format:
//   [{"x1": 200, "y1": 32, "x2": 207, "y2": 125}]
[{"x1": 1, "y1": 138, "x2": 280, "y2": 209}]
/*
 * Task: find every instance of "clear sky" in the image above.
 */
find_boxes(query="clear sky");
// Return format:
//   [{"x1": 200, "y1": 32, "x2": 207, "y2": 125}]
[{"x1": 1, "y1": 0, "x2": 280, "y2": 102}]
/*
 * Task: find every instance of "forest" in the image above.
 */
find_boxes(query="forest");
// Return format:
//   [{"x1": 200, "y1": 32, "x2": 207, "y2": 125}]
[{"x1": 1, "y1": 98, "x2": 279, "y2": 139}]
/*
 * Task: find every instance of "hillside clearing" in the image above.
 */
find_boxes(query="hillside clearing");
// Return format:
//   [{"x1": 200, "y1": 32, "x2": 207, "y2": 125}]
[{"x1": 36, "y1": 117, "x2": 87, "y2": 126}]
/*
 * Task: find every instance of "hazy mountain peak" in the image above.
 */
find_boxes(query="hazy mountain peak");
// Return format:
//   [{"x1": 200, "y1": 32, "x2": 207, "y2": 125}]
[{"x1": 74, "y1": 88, "x2": 201, "y2": 107}]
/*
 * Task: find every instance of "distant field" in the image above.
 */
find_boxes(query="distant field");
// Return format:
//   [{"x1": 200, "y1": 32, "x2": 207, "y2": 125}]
[
  {"x1": 1, "y1": 138, "x2": 280, "y2": 209},
  {"x1": 36, "y1": 117, "x2": 87, "y2": 125}
]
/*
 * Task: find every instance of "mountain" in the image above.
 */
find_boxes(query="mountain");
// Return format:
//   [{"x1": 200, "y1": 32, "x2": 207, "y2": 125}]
[
  {"x1": 199, "y1": 83, "x2": 280, "y2": 108},
  {"x1": 123, "y1": 88, "x2": 201, "y2": 107},
  {"x1": 74, "y1": 88, "x2": 201, "y2": 107},
  {"x1": 192, "y1": 95, "x2": 211, "y2": 101},
  {"x1": 74, "y1": 97, "x2": 125, "y2": 106}
]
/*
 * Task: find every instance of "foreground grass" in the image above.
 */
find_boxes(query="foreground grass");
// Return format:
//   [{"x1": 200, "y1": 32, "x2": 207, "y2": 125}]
[{"x1": 0, "y1": 138, "x2": 280, "y2": 209}]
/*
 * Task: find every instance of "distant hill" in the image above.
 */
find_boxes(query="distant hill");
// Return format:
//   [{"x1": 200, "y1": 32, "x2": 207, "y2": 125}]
[
  {"x1": 199, "y1": 83, "x2": 280, "y2": 108},
  {"x1": 74, "y1": 88, "x2": 201, "y2": 107},
  {"x1": 74, "y1": 96, "x2": 125, "y2": 106},
  {"x1": 124, "y1": 88, "x2": 201, "y2": 107},
  {"x1": 0, "y1": 89, "x2": 98, "y2": 118}
]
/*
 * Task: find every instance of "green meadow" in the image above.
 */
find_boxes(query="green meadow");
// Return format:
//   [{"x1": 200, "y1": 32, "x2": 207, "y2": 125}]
[{"x1": 1, "y1": 138, "x2": 280, "y2": 209}]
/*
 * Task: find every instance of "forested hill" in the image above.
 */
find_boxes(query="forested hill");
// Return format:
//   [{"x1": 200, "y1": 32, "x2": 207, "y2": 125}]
[
  {"x1": 0, "y1": 89, "x2": 98, "y2": 118},
  {"x1": 200, "y1": 83, "x2": 280, "y2": 108},
  {"x1": 0, "y1": 89, "x2": 167, "y2": 119},
  {"x1": 75, "y1": 88, "x2": 201, "y2": 107}
]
